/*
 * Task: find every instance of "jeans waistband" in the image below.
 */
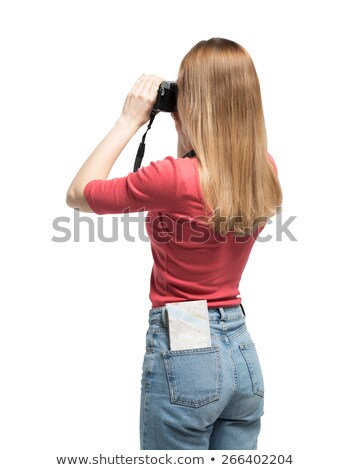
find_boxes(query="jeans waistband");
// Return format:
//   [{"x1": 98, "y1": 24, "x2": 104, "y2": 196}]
[{"x1": 148, "y1": 304, "x2": 245, "y2": 327}]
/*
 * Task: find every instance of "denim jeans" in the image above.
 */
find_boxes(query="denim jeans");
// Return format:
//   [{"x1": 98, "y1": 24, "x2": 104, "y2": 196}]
[{"x1": 139, "y1": 304, "x2": 264, "y2": 450}]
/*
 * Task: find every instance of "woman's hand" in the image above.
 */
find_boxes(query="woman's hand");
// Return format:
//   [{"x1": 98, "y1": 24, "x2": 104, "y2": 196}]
[
  {"x1": 171, "y1": 112, "x2": 193, "y2": 157},
  {"x1": 119, "y1": 74, "x2": 164, "y2": 129}
]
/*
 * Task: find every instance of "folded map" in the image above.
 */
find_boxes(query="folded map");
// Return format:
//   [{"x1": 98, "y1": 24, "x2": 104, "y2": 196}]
[{"x1": 165, "y1": 299, "x2": 211, "y2": 351}]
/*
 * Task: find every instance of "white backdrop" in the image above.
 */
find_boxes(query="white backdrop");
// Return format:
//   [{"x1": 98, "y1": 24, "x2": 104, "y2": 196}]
[{"x1": 1, "y1": 0, "x2": 349, "y2": 468}]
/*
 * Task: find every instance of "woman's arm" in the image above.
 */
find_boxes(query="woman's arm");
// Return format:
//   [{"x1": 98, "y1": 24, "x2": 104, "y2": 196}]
[{"x1": 66, "y1": 74, "x2": 164, "y2": 211}]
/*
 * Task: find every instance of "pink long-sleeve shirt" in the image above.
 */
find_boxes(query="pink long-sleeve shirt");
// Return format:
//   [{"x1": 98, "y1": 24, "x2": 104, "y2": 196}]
[{"x1": 84, "y1": 154, "x2": 277, "y2": 308}]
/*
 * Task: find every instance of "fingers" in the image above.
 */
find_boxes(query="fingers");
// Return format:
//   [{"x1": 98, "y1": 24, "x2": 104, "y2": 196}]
[
  {"x1": 121, "y1": 74, "x2": 165, "y2": 128},
  {"x1": 130, "y1": 74, "x2": 163, "y2": 101},
  {"x1": 143, "y1": 74, "x2": 163, "y2": 95}
]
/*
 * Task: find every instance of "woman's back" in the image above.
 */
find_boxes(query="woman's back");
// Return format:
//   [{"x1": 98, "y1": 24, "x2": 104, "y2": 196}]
[{"x1": 85, "y1": 152, "x2": 277, "y2": 308}]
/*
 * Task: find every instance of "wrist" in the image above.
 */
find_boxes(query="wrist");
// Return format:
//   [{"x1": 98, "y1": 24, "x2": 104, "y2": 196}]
[{"x1": 116, "y1": 114, "x2": 141, "y2": 134}]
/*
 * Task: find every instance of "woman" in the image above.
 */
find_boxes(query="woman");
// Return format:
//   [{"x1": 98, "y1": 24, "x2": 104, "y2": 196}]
[{"x1": 66, "y1": 37, "x2": 282, "y2": 450}]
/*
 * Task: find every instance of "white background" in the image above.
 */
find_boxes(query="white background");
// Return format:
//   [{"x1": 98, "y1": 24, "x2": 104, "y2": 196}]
[{"x1": 1, "y1": 0, "x2": 349, "y2": 468}]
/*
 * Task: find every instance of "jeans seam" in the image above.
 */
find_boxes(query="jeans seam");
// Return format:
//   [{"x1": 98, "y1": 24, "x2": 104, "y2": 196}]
[
  {"x1": 226, "y1": 339, "x2": 239, "y2": 401},
  {"x1": 141, "y1": 353, "x2": 154, "y2": 449},
  {"x1": 239, "y1": 345, "x2": 264, "y2": 398},
  {"x1": 227, "y1": 324, "x2": 247, "y2": 340}
]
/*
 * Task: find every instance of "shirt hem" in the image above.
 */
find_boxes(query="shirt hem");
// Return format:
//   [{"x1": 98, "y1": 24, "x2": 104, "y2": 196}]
[{"x1": 151, "y1": 299, "x2": 242, "y2": 309}]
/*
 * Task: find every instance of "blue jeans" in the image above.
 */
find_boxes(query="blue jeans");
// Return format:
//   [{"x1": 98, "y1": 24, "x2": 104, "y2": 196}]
[{"x1": 139, "y1": 304, "x2": 264, "y2": 450}]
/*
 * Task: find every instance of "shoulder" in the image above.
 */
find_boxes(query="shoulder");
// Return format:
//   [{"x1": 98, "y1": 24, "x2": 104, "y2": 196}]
[
  {"x1": 132, "y1": 155, "x2": 176, "y2": 177},
  {"x1": 143, "y1": 155, "x2": 197, "y2": 170},
  {"x1": 132, "y1": 155, "x2": 197, "y2": 182},
  {"x1": 130, "y1": 154, "x2": 199, "y2": 198}
]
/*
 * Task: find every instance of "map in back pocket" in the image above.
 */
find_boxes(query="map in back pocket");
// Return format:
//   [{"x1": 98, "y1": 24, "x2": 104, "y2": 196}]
[{"x1": 165, "y1": 299, "x2": 211, "y2": 351}]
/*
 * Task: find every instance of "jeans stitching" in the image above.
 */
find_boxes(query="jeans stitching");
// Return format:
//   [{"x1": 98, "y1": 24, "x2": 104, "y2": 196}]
[
  {"x1": 141, "y1": 348, "x2": 156, "y2": 449},
  {"x1": 227, "y1": 324, "x2": 247, "y2": 340},
  {"x1": 239, "y1": 344, "x2": 264, "y2": 398},
  {"x1": 226, "y1": 339, "x2": 239, "y2": 401}
]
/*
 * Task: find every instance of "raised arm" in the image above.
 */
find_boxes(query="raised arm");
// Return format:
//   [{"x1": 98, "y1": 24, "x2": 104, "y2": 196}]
[{"x1": 66, "y1": 74, "x2": 164, "y2": 211}]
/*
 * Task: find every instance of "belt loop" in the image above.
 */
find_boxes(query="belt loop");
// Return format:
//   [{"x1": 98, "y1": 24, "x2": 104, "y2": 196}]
[
  {"x1": 219, "y1": 307, "x2": 225, "y2": 320},
  {"x1": 240, "y1": 303, "x2": 246, "y2": 317},
  {"x1": 161, "y1": 307, "x2": 168, "y2": 327}
]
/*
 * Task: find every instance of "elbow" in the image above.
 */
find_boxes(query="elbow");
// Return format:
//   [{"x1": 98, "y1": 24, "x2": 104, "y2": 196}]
[
  {"x1": 66, "y1": 187, "x2": 93, "y2": 213},
  {"x1": 66, "y1": 189, "x2": 79, "y2": 209},
  {"x1": 66, "y1": 188, "x2": 74, "y2": 208}
]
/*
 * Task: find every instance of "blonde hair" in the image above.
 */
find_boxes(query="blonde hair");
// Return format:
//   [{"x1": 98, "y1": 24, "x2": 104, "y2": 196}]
[{"x1": 177, "y1": 38, "x2": 283, "y2": 237}]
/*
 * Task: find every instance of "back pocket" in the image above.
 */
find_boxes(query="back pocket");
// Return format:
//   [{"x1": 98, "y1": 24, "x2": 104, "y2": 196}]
[
  {"x1": 239, "y1": 343, "x2": 264, "y2": 397},
  {"x1": 161, "y1": 346, "x2": 221, "y2": 408}
]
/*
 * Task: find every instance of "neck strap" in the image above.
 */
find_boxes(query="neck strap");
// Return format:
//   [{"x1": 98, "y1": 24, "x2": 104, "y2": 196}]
[
  {"x1": 182, "y1": 149, "x2": 197, "y2": 158},
  {"x1": 133, "y1": 109, "x2": 158, "y2": 172}
]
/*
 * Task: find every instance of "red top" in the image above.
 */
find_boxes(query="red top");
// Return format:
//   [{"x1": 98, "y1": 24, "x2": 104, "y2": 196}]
[{"x1": 84, "y1": 154, "x2": 277, "y2": 308}]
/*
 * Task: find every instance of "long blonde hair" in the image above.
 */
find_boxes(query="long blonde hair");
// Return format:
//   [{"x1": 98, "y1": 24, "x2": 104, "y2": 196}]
[{"x1": 176, "y1": 38, "x2": 283, "y2": 237}]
